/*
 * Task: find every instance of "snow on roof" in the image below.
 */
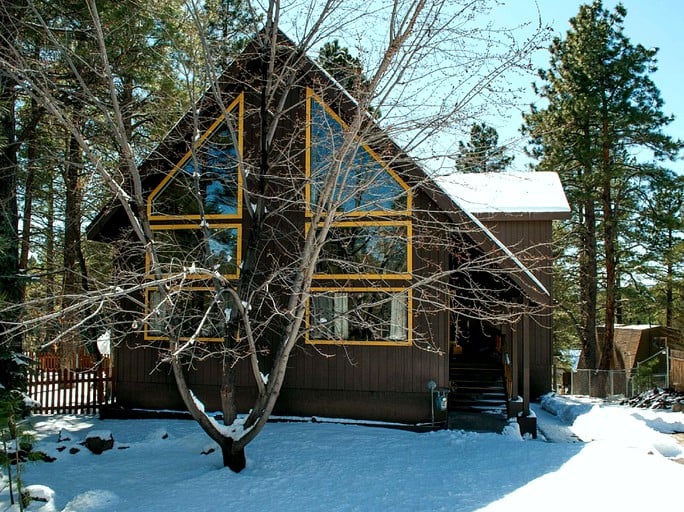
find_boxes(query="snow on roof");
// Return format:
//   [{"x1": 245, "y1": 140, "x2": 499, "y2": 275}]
[
  {"x1": 615, "y1": 324, "x2": 661, "y2": 330},
  {"x1": 435, "y1": 171, "x2": 570, "y2": 214}
]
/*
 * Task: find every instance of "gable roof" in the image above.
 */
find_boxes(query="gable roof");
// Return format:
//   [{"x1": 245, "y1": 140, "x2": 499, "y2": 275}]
[{"x1": 87, "y1": 29, "x2": 551, "y2": 304}]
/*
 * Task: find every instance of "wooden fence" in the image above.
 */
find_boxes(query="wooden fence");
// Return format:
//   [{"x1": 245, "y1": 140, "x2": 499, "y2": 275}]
[{"x1": 25, "y1": 352, "x2": 113, "y2": 415}]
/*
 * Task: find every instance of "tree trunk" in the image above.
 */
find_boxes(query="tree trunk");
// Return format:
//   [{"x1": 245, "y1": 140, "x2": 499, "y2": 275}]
[
  {"x1": 219, "y1": 438, "x2": 246, "y2": 473},
  {"x1": 600, "y1": 178, "x2": 616, "y2": 372},
  {"x1": 599, "y1": 115, "x2": 616, "y2": 374},
  {"x1": 579, "y1": 197, "x2": 598, "y2": 370},
  {"x1": 18, "y1": 79, "x2": 43, "y2": 303},
  {"x1": 170, "y1": 354, "x2": 247, "y2": 472},
  {"x1": 46, "y1": 172, "x2": 57, "y2": 338},
  {"x1": 0, "y1": 67, "x2": 21, "y2": 352},
  {"x1": 59, "y1": 131, "x2": 84, "y2": 370},
  {"x1": 220, "y1": 356, "x2": 238, "y2": 425},
  {"x1": 665, "y1": 227, "x2": 674, "y2": 327}
]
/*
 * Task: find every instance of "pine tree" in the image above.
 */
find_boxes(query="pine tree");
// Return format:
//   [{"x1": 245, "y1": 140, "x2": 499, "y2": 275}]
[
  {"x1": 454, "y1": 122, "x2": 513, "y2": 173},
  {"x1": 629, "y1": 169, "x2": 684, "y2": 327},
  {"x1": 317, "y1": 40, "x2": 369, "y2": 94},
  {"x1": 523, "y1": 1, "x2": 681, "y2": 378}
]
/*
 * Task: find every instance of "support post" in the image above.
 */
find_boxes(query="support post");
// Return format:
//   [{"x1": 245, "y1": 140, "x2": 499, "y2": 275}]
[
  {"x1": 511, "y1": 326, "x2": 519, "y2": 399},
  {"x1": 523, "y1": 301, "x2": 530, "y2": 416}
]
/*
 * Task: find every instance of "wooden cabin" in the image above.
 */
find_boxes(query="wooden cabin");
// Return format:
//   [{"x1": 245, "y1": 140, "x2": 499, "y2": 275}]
[
  {"x1": 598, "y1": 325, "x2": 683, "y2": 391},
  {"x1": 88, "y1": 32, "x2": 569, "y2": 431}
]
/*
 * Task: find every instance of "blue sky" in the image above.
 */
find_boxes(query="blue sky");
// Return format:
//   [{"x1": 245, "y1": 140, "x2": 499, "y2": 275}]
[{"x1": 496, "y1": 0, "x2": 684, "y2": 173}]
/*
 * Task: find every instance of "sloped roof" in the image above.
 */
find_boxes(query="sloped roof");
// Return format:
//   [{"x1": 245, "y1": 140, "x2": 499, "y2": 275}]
[
  {"x1": 613, "y1": 328, "x2": 645, "y2": 370},
  {"x1": 581, "y1": 325, "x2": 683, "y2": 369},
  {"x1": 436, "y1": 171, "x2": 570, "y2": 217}
]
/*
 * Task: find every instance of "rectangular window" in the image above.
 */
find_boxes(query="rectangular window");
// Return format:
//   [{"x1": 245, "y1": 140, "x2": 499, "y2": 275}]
[
  {"x1": 145, "y1": 288, "x2": 226, "y2": 342},
  {"x1": 148, "y1": 225, "x2": 239, "y2": 278},
  {"x1": 308, "y1": 289, "x2": 411, "y2": 345},
  {"x1": 314, "y1": 222, "x2": 411, "y2": 278}
]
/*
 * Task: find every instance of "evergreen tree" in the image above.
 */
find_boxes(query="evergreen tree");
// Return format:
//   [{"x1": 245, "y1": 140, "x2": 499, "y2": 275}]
[
  {"x1": 523, "y1": 1, "x2": 681, "y2": 377},
  {"x1": 317, "y1": 40, "x2": 369, "y2": 94},
  {"x1": 203, "y1": 0, "x2": 257, "y2": 73},
  {"x1": 0, "y1": 2, "x2": 28, "y2": 392},
  {"x1": 629, "y1": 169, "x2": 684, "y2": 327},
  {"x1": 454, "y1": 122, "x2": 513, "y2": 173}
]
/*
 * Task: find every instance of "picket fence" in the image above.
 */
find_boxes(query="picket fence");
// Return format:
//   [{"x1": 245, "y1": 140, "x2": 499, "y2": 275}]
[{"x1": 25, "y1": 352, "x2": 113, "y2": 415}]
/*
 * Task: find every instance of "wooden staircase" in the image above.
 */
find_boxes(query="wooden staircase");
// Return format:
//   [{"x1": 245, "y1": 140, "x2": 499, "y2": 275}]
[{"x1": 448, "y1": 358, "x2": 508, "y2": 432}]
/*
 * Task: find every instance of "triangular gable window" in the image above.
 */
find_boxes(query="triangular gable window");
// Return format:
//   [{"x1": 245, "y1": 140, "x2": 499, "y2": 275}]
[
  {"x1": 307, "y1": 90, "x2": 409, "y2": 215},
  {"x1": 149, "y1": 94, "x2": 243, "y2": 220}
]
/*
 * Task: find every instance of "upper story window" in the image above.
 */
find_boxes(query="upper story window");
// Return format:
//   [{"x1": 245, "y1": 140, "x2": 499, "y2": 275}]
[
  {"x1": 148, "y1": 224, "x2": 240, "y2": 279},
  {"x1": 312, "y1": 221, "x2": 412, "y2": 279},
  {"x1": 306, "y1": 90, "x2": 410, "y2": 216},
  {"x1": 148, "y1": 94, "x2": 243, "y2": 221}
]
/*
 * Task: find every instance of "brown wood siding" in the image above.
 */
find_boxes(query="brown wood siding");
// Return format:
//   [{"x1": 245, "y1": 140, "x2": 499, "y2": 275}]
[{"x1": 481, "y1": 218, "x2": 554, "y2": 398}]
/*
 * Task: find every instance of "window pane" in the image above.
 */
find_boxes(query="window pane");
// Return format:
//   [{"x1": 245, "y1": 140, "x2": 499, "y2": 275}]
[
  {"x1": 316, "y1": 224, "x2": 408, "y2": 275},
  {"x1": 151, "y1": 227, "x2": 238, "y2": 277},
  {"x1": 310, "y1": 291, "x2": 408, "y2": 342},
  {"x1": 147, "y1": 288, "x2": 225, "y2": 340},
  {"x1": 309, "y1": 99, "x2": 407, "y2": 213},
  {"x1": 152, "y1": 125, "x2": 239, "y2": 216}
]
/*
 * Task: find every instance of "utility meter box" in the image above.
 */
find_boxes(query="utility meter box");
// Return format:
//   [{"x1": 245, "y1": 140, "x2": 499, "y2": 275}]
[{"x1": 435, "y1": 387, "x2": 450, "y2": 411}]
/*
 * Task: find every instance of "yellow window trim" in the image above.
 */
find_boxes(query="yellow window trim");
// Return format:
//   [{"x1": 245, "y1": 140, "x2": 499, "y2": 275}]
[
  {"x1": 148, "y1": 93, "x2": 244, "y2": 222},
  {"x1": 305, "y1": 88, "x2": 411, "y2": 218},
  {"x1": 143, "y1": 286, "x2": 227, "y2": 342},
  {"x1": 145, "y1": 223, "x2": 241, "y2": 280},
  {"x1": 305, "y1": 220, "x2": 413, "y2": 280},
  {"x1": 306, "y1": 286, "x2": 413, "y2": 346}
]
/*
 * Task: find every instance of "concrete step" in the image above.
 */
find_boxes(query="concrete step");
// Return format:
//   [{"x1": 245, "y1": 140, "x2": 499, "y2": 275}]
[{"x1": 447, "y1": 411, "x2": 508, "y2": 433}]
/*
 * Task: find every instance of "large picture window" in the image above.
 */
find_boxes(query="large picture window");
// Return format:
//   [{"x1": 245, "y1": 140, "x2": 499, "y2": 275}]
[
  {"x1": 148, "y1": 224, "x2": 240, "y2": 279},
  {"x1": 313, "y1": 222, "x2": 411, "y2": 278},
  {"x1": 308, "y1": 289, "x2": 411, "y2": 345},
  {"x1": 305, "y1": 89, "x2": 413, "y2": 346},
  {"x1": 306, "y1": 90, "x2": 413, "y2": 345},
  {"x1": 144, "y1": 94, "x2": 243, "y2": 342},
  {"x1": 306, "y1": 90, "x2": 410, "y2": 215}
]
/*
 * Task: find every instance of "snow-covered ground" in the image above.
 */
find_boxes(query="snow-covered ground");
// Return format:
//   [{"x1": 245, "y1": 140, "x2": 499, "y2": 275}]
[{"x1": 3, "y1": 394, "x2": 683, "y2": 512}]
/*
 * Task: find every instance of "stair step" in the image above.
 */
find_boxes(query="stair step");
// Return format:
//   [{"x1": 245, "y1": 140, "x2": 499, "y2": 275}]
[
  {"x1": 448, "y1": 411, "x2": 508, "y2": 432},
  {"x1": 448, "y1": 360, "x2": 507, "y2": 418}
]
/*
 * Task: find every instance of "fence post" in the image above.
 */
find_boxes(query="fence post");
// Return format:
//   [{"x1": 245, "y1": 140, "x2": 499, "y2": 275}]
[
  {"x1": 610, "y1": 371, "x2": 614, "y2": 396},
  {"x1": 666, "y1": 346, "x2": 670, "y2": 389},
  {"x1": 588, "y1": 370, "x2": 592, "y2": 395},
  {"x1": 570, "y1": 370, "x2": 574, "y2": 395}
]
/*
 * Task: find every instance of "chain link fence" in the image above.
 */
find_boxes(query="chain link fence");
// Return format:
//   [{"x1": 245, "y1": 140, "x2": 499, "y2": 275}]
[
  {"x1": 567, "y1": 369, "x2": 670, "y2": 397},
  {"x1": 560, "y1": 347, "x2": 684, "y2": 398}
]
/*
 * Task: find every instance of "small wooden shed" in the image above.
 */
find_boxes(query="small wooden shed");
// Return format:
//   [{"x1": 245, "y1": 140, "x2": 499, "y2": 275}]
[{"x1": 607, "y1": 325, "x2": 684, "y2": 391}]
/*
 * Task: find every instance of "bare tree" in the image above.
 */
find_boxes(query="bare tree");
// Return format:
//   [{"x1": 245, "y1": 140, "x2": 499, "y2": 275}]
[{"x1": 1, "y1": 0, "x2": 548, "y2": 471}]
